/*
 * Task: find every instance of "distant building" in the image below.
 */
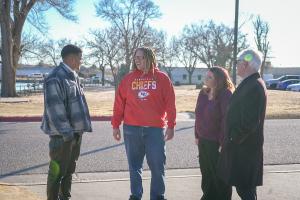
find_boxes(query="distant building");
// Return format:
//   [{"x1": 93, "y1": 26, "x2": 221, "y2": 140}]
[
  {"x1": 16, "y1": 64, "x2": 54, "y2": 77},
  {"x1": 265, "y1": 67, "x2": 300, "y2": 78},
  {"x1": 163, "y1": 67, "x2": 208, "y2": 85},
  {"x1": 79, "y1": 65, "x2": 101, "y2": 78},
  {"x1": 162, "y1": 66, "x2": 300, "y2": 85},
  {"x1": 1, "y1": 63, "x2": 299, "y2": 84}
]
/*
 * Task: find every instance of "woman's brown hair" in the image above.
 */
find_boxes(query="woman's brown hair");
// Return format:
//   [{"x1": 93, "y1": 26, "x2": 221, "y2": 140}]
[{"x1": 201, "y1": 67, "x2": 235, "y2": 99}]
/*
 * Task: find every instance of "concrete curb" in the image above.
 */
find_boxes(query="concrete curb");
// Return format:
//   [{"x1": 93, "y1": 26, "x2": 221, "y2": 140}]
[
  {"x1": 0, "y1": 112, "x2": 194, "y2": 122},
  {"x1": 0, "y1": 116, "x2": 112, "y2": 122}
]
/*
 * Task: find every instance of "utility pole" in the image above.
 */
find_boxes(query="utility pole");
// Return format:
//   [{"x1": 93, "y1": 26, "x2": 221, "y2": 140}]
[{"x1": 233, "y1": 0, "x2": 239, "y2": 85}]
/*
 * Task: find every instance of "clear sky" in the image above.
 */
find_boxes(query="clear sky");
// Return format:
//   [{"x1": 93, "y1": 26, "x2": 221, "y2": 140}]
[{"x1": 26, "y1": 0, "x2": 300, "y2": 67}]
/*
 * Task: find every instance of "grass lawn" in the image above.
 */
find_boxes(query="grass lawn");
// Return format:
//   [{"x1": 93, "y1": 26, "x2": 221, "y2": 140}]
[
  {"x1": 0, "y1": 85, "x2": 300, "y2": 119},
  {"x1": 0, "y1": 185, "x2": 42, "y2": 200}
]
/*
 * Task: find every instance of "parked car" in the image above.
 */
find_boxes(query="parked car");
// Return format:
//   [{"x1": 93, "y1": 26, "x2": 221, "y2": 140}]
[
  {"x1": 91, "y1": 76, "x2": 101, "y2": 84},
  {"x1": 286, "y1": 83, "x2": 300, "y2": 92},
  {"x1": 265, "y1": 75, "x2": 300, "y2": 89},
  {"x1": 276, "y1": 79, "x2": 300, "y2": 90},
  {"x1": 29, "y1": 73, "x2": 44, "y2": 78}
]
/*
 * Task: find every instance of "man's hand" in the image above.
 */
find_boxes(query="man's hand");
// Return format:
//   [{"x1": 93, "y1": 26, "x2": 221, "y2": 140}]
[
  {"x1": 195, "y1": 138, "x2": 199, "y2": 145},
  {"x1": 113, "y1": 128, "x2": 121, "y2": 141},
  {"x1": 164, "y1": 128, "x2": 174, "y2": 141}
]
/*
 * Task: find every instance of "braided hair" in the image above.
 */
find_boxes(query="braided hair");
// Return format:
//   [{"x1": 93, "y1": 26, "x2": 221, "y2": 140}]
[{"x1": 132, "y1": 47, "x2": 157, "y2": 72}]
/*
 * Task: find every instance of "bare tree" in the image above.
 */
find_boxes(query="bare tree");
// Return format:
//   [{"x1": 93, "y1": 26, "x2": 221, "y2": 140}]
[
  {"x1": 173, "y1": 36, "x2": 198, "y2": 85},
  {"x1": 253, "y1": 15, "x2": 270, "y2": 78},
  {"x1": 183, "y1": 20, "x2": 248, "y2": 72},
  {"x1": 182, "y1": 23, "x2": 214, "y2": 68},
  {"x1": 95, "y1": 0, "x2": 161, "y2": 77},
  {"x1": 19, "y1": 32, "x2": 42, "y2": 64},
  {"x1": 37, "y1": 38, "x2": 78, "y2": 66},
  {"x1": 86, "y1": 28, "x2": 122, "y2": 89},
  {"x1": 85, "y1": 33, "x2": 107, "y2": 87},
  {"x1": 0, "y1": 0, "x2": 77, "y2": 97},
  {"x1": 141, "y1": 27, "x2": 165, "y2": 52},
  {"x1": 156, "y1": 35, "x2": 177, "y2": 80}
]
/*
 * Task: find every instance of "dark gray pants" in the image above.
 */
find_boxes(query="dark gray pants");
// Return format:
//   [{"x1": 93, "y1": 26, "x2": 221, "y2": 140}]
[
  {"x1": 47, "y1": 134, "x2": 82, "y2": 200},
  {"x1": 236, "y1": 187, "x2": 257, "y2": 200},
  {"x1": 198, "y1": 138, "x2": 232, "y2": 200}
]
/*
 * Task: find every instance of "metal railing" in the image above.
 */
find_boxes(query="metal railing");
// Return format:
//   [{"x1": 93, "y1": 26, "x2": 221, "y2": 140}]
[{"x1": 16, "y1": 82, "x2": 43, "y2": 95}]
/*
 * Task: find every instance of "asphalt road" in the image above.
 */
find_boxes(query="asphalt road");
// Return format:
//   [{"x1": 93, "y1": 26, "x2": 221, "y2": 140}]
[{"x1": 0, "y1": 119, "x2": 299, "y2": 178}]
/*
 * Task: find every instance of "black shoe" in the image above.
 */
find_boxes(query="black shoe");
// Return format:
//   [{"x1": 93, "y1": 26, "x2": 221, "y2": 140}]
[
  {"x1": 156, "y1": 196, "x2": 167, "y2": 200},
  {"x1": 129, "y1": 195, "x2": 140, "y2": 200}
]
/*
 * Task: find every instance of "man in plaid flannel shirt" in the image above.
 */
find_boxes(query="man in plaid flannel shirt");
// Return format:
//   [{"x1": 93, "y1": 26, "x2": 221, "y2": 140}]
[{"x1": 41, "y1": 44, "x2": 92, "y2": 200}]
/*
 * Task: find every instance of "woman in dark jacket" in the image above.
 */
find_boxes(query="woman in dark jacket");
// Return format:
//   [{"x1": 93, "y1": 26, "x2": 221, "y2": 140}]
[{"x1": 195, "y1": 67, "x2": 234, "y2": 200}]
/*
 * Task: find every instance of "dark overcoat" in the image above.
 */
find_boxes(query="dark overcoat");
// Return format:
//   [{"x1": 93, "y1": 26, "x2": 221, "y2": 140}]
[{"x1": 217, "y1": 72, "x2": 267, "y2": 188}]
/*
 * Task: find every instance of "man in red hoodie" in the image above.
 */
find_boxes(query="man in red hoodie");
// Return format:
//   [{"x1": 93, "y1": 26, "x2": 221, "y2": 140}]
[{"x1": 112, "y1": 47, "x2": 176, "y2": 200}]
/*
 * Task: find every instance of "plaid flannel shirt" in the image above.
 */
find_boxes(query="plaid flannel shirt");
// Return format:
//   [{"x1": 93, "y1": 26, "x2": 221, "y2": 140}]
[{"x1": 41, "y1": 63, "x2": 92, "y2": 141}]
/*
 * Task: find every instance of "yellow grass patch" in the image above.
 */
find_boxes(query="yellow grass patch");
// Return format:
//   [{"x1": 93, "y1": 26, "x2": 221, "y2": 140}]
[
  {"x1": 0, "y1": 85, "x2": 299, "y2": 119},
  {"x1": 0, "y1": 185, "x2": 42, "y2": 200}
]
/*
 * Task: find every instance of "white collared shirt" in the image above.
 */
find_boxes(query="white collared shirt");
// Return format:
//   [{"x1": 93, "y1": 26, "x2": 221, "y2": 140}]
[{"x1": 62, "y1": 62, "x2": 78, "y2": 78}]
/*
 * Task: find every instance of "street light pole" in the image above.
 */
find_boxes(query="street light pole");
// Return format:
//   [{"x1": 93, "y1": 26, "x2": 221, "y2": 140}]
[{"x1": 233, "y1": 0, "x2": 239, "y2": 85}]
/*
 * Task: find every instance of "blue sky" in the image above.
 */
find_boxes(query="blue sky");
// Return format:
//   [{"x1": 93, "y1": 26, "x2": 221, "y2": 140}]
[{"x1": 26, "y1": 0, "x2": 300, "y2": 67}]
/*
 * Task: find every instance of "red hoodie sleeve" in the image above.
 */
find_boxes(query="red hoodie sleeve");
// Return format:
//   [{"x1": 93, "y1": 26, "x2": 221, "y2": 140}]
[
  {"x1": 111, "y1": 78, "x2": 127, "y2": 129},
  {"x1": 163, "y1": 75, "x2": 176, "y2": 128}
]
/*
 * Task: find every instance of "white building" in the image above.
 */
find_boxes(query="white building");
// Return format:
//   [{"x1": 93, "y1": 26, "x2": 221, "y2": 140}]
[
  {"x1": 264, "y1": 67, "x2": 300, "y2": 78},
  {"x1": 163, "y1": 66, "x2": 300, "y2": 85},
  {"x1": 16, "y1": 65, "x2": 54, "y2": 77},
  {"x1": 162, "y1": 67, "x2": 208, "y2": 85}
]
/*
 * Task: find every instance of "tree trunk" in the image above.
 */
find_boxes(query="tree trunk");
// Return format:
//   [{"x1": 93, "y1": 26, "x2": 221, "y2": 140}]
[
  {"x1": 188, "y1": 71, "x2": 193, "y2": 85},
  {"x1": 260, "y1": 58, "x2": 266, "y2": 79},
  {"x1": 113, "y1": 72, "x2": 118, "y2": 91},
  {"x1": 1, "y1": 20, "x2": 17, "y2": 97},
  {"x1": 167, "y1": 70, "x2": 172, "y2": 81},
  {"x1": 124, "y1": 37, "x2": 131, "y2": 75},
  {"x1": 109, "y1": 60, "x2": 119, "y2": 91},
  {"x1": 101, "y1": 68, "x2": 105, "y2": 86},
  {"x1": 125, "y1": 53, "x2": 131, "y2": 73},
  {"x1": 260, "y1": 51, "x2": 267, "y2": 79}
]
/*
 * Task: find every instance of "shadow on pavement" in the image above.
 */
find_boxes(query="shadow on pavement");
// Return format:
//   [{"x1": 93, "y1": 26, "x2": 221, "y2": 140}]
[
  {"x1": 0, "y1": 143, "x2": 124, "y2": 179},
  {"x1": 175, "y1": 126, "x2": 194, "y2": 133}
]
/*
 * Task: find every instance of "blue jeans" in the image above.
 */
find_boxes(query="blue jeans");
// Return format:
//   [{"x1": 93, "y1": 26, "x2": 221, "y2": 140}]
[{"x1": 123, "y1": 124, "x2": 166, "y2": 200}]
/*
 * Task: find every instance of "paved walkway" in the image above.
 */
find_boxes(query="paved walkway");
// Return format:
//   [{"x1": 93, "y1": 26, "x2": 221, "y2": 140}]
[
  {"x1": 0, "y1": 108, "x2": 299, "y2": 199},
  {"x1": 1, "y1": 165, "x2": 300, "y2": 200}
]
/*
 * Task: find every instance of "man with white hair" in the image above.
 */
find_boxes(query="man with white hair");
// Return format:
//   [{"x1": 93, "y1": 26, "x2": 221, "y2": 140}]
[{"x1": 217, "y1": 49, "x2": 267, "y2": 200}]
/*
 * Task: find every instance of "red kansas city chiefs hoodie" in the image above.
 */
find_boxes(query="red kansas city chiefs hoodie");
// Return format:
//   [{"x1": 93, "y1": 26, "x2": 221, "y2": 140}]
[{"x1": 111, "y1": 68, "x2": 176, "y2": 129}]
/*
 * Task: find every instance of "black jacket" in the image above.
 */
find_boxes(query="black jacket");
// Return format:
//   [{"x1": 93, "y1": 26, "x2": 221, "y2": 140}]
[{"x1": 217, "y1": 73, "x2": 267, "y2": 188}]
